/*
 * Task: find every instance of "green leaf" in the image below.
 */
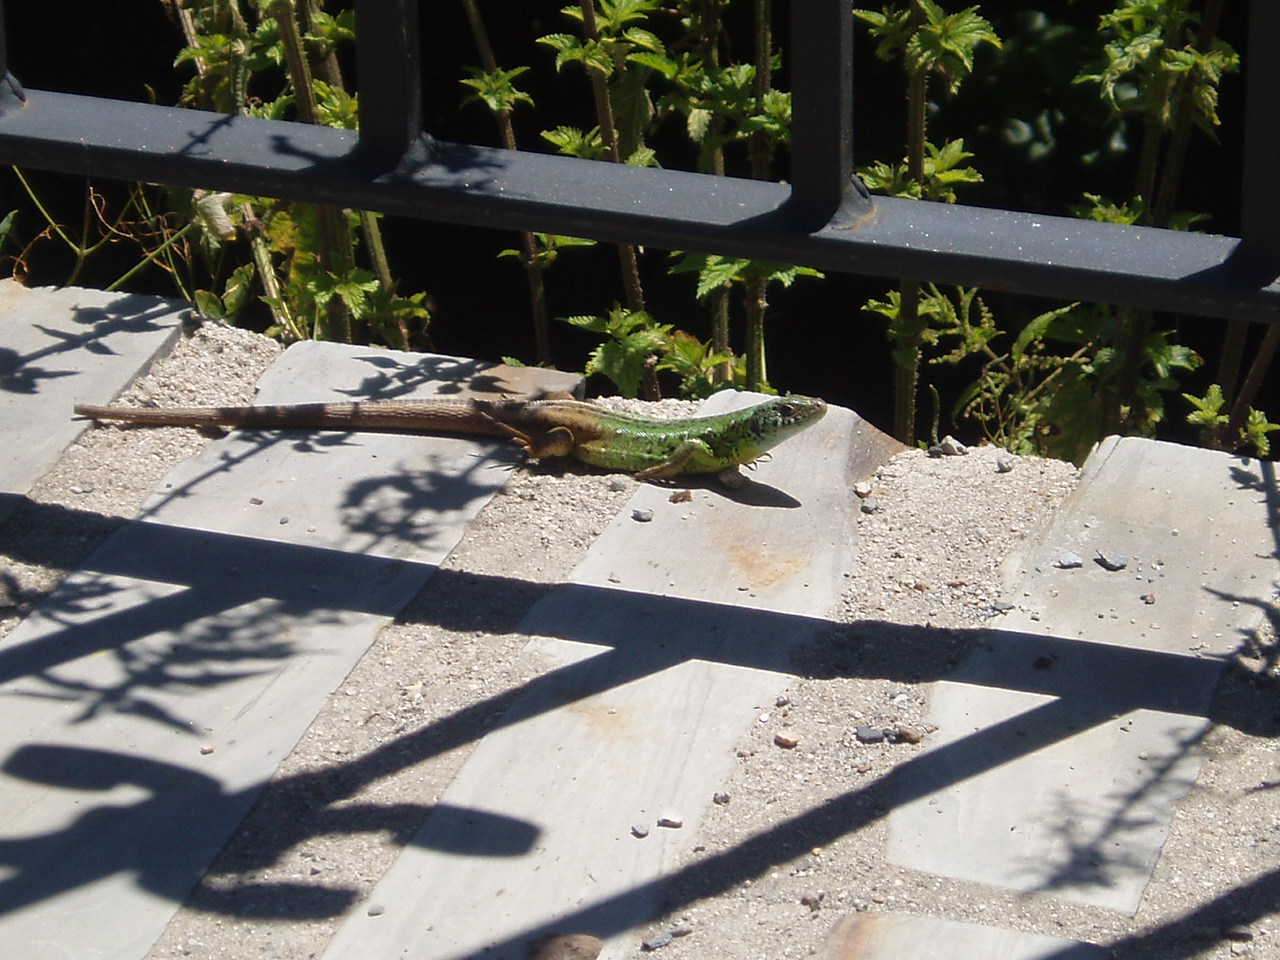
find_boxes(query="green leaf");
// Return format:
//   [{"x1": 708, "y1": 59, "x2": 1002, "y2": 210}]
[
  {"x1": 194, "y1": 289, "x2": 226, "y2": 320},
  {"x1": 1011, "y1": 303, "x2": 1079, "y2": 360},
  {"x1": 0, "y1": 208, "x2": 18, "y2": 245},
  {"x1": 627, "y1": 51, "x2": 676, "y2": 79},
  {"x1": 1182, "y1": 383, "x2": 1226, "y2": 424},
  {"x1": 625, "y1": 146, "x2": 659, "y2": 167},
  {"x1": 905, "y1": 2, "x2": 1002, "y2": 95},
  {"x1": 540, "y1": 125, "x2": 608, "y2": 160},
  {"x1": 460, "y1": 65, "x2": 535, "y2": 116},
  {"x1": 314, "y1": 80, "x2": 359, "y2": 130}
]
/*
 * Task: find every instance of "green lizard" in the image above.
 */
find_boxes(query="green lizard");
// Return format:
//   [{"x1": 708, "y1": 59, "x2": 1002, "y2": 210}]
[{"x1": 73, "y1": 394, "x2": 827, "y2": 482}]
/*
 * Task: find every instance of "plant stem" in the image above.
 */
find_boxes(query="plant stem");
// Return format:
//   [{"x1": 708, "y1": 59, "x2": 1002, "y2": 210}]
[
  {"x1": 461, "y1": 0, "x2": 552, "y2": 362},
  {"x1": 299, "y1": 0, "x2": 345, "y2": 89},
  {"x1": 1226, "y1": 323, "x2": 1280, "y2": 444},
  {"x1": 744, "y1": 276, "x2": 768, "y2": 390},
  {"x1": 577, "y1": 1, "x2": 646, "y2": 317},
  {"x1": 360, "y1": 210, "x2": 393, "y2": 292},
  {"x1": 273, "y1": 0, "x2": 354, "y2": 341},
  {"x1": 105, "y1": 219, "x2": 200, "y2": 292},
  {"x1": 12, "y1": 166, "x2": 79, "y2": 254},
  {"x1": 709, "y1": 288, "x2": 732, "y2": 384},
  {"x1": 748, "y1": 0, "x2": 773, "y2": 179},
  {"x1": 1216, "y1": 321, "x2": 1247, "y2": 402},
  {"x1": 245, "y1": 201, "x2": 299, "y2": 337},
  {"x1": 892, "y1": 1, "x2": 928, "y2": 444},
  {"x1": 1152, "y1": 0, "x2": 1224, "y2": 228},
  {"x1": 893, "y1": 279, "x2": 924, "y2": 442}
]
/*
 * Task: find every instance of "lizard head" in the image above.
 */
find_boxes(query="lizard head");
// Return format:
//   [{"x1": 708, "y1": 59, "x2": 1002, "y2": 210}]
[{"x1": 748, "y1": 395, "x2": 828, "y2": 451}]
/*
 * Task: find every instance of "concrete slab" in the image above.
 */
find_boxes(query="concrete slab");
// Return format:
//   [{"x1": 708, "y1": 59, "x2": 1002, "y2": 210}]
[
  {"x1": 0, "y1": 342, "x2": 580, "y2": 960},
  {"x1": 0, "y1": 281, "x2": 188, "y2": 523},
  {"x1": 814, "y1": 913, "x2": 1104, "y2": 960},
  {"x1": 320, "y1": 398, "x2": 903, "y2": 960},
  {"x1": 889, "y1": 437, "x2": 1280, "y2": 912}
]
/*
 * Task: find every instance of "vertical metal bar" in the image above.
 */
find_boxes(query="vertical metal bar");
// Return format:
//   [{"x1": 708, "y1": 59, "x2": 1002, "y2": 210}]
[
  {"x1": 1239, "y1": 0, "x2": 1280, "y2": 265},
  {"x1": 786, "y1": 0, "x2": 856, "y2": 227},
  {"x1": 355, "y1": 0, "x2": 422, "y2": 168}
]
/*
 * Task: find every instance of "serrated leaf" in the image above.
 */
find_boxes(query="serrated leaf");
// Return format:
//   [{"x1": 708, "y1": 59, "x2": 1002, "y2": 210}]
[
  {"x1": 627, "y1": 50, "x2": 676, "y2": 79},
  {"x1": 1013, "y1": 304, "x2": 1079, "y2": 360}
]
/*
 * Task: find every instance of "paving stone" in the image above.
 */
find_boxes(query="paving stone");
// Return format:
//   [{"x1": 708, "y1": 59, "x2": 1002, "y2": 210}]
[
  {"x1": 0, "y1": 281, "x2": 187, "y2": 523},
  {"x1": 814, "y1": 912, "x2": 1104, "y2": 960},
  {"x1": 889, "y1": 437, "x2": 1279, "y2": 912},
  {"x1": 320, "y1": 397, "x2": 902, "y2": 960},
  {"x1": 0, "y1": 340, "x2": 577, "y2": 959}
]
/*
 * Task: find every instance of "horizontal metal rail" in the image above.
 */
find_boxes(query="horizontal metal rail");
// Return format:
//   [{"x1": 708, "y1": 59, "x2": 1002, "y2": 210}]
[
  {"x1": 0, "y1": 0, "x2": 1276, "y2": 325},
  {"x1": 1, "y1": 88, "x2": 1275, "y2": 323}
]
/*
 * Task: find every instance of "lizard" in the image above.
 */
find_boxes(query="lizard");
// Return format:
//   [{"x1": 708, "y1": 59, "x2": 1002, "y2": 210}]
[{"x1": 73, "y1": 394, "x2": 827, "y2": 482}]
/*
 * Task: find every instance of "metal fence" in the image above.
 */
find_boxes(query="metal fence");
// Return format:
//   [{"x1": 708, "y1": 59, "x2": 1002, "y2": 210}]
[{"x1": 0, "y1": 0, "x2": 1276, "y2": 324}]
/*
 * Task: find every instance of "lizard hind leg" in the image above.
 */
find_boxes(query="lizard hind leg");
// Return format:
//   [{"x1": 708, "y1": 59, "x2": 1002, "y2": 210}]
[{"x1": 490, "y1": 421, "x2": 577, "y2": 463}]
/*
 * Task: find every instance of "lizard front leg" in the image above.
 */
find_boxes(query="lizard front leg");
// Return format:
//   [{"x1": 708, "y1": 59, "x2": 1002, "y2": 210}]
[{"x1": 633, "y1": 438, "x2": 715, "y2": 481}]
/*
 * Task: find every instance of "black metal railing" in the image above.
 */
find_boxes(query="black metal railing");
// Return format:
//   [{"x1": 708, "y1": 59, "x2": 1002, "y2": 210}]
[{"x1": 0, "y1": 1, "x2": 1276, "y2": 323}]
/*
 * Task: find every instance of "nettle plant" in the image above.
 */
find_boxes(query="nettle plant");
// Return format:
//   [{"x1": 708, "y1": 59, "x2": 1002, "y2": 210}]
[
  {"x1": 8, "y1": 2, "x2": 1263, "y2": 459},
  {"x1": 460, "y1": 0, "x2": 820, "y2": 399},
  {"x1": 853, "y1": 0, "x2": 1269, "y2": 461},
  {"x1": 148, "y1": 0, "x2": 427, "y2": 348}
]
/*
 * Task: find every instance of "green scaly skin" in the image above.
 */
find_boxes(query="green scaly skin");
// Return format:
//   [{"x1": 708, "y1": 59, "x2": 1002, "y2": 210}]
[
  {"x1": 556, "y1": 397, "x2": 828, "y2": 479},
  {"x1": 74, "y1": 395, "x2": 828, "y2": 481}
]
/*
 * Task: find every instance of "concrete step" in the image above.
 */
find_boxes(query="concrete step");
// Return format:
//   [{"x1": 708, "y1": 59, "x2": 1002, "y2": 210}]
[
  {"x1": 320, "y1": 393, "x2": 904, "y2": 960},
  {"x1": 888, "y1": 436, "x2": 1279, "y2": 912},
  {"x1": 0, "y1": 280, "x2": 188, "y2": 524},
  {"x1": 0, "y1": 338, "x2": 581, "y2": 960},
  {"x1": 814, "y1": 912, "x2": 1103, "y2": 960}
]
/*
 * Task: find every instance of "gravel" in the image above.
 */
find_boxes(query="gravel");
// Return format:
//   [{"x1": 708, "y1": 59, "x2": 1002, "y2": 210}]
[{"x1": 2, "y1": 321, "x2": 1277, "y2": 960}]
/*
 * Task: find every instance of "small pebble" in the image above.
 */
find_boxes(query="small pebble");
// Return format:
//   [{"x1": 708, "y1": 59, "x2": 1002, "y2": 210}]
[
  {"x1": 199, "y1": 744, "x2": 215, "y2": 755},
  {"x1": 860, "y1": 498, "x2": 880, "y2": 514},
  {"x1": 366, "y1": 904, "x2": 385, "y2": 917},
  {"x1": 855, "y1": 726, "x2": 886, "y2": 744},
  {"x1": 894, "y1": 724, "x2": 925, "y2": 744},
  {"x1": 995, "y1": 454, "x2": 1016, "y2": 473},
  {"x1": 631, "y1": 509, "x2": 654, "y2": 523},
  {"x1": 939, "y1": 435, "x2": 969, "y2": 456},
  {"x1": 641, "y1": 931, "x2": 673, "y2": 951},
  {"x1": 656, "y1": 816, "x2": 683, "y2": 829},
  {"x1": 712, "y1": 792, "x2": 731, "y2": 805},
  {"x1": 1053, "y1": 550, "x2": 1084, "y2": 569},
  {"x1": 774, "y1": 733, "x2": 799, "y2": 749},
  {"x1": 631, "y1": 823, "x2": 650, "y2": 839},
  {"x1": 1095, "y1": 550, "x2": 1129, "y2": 571},
  {"x1": 853, "y1": 480, "x2": 873, "y2": 498}
]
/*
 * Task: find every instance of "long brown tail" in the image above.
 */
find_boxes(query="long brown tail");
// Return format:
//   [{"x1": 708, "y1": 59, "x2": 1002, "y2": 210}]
[{"x1": 72, "y1": 400, "x2": 511, "y2": 437}]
